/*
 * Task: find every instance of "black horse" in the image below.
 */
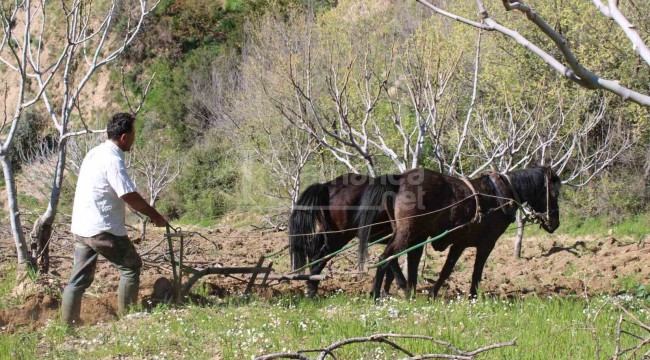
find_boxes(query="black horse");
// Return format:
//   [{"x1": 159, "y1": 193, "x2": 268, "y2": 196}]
[
  {"x1": 358, "y1": 166, "x2": 561, "y2": 299},
  {"x1": 289, "y1": 173, "x2": 406, "y2": 297}
]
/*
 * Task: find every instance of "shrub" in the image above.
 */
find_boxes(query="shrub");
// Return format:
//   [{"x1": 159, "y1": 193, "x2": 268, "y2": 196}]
[
  {"x1": 159, "y1": 133, "x2": 238, "y2": 221},
  {"x1": 9, "y1": 110, "x2": 50, "y2": 171}
]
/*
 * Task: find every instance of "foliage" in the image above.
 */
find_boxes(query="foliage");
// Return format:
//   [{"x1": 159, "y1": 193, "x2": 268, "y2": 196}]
[
  {"x1": 0, "y1": 265, "x2": 15, "y2": 309},
  {"x1": 7, "y1": 111, "x2": 50, "y2": 171},
  {"x1": 158, "y1": 132, "x2": 238, "y2": 222},
  {"x1": 4, "y1": 0, "x2": 649, "y2": 225},
  {"x1": 562, "y1": 161, "x2": 650, "y2": 223},
  {"x1": 617, "y1": 276, "x2": 650, "y2": 300},
  {"x1": 554, "y1": 211, "x2": 650, "y2": 239}
]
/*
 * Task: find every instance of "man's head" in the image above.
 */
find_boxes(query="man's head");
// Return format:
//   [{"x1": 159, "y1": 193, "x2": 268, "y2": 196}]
[{"x1": 107, "y1": 112, "x2": 136, "y2": 152}]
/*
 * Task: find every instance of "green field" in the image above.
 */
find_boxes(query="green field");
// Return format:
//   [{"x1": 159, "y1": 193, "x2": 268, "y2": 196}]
[{"x1": 2, "y1": 293, "x2": 649, "y2": 359}]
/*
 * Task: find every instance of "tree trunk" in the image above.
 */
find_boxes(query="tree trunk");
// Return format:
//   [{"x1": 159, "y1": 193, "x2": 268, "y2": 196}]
[
  {"x1": 140, "y1": 218, "x2": 148, "y2": 241},
  {"x1": 31, "y1": 140, "x2": 67, "y2": 274},
  {"x1": 31, "y1": 218, "x2": 52, "y2": 273},
  {"x1": 514, "y1": 209, "x2": 525, "y2": 259},
  {"x1": 1, "y1": 155, "x2": 34, "y2": 268}
]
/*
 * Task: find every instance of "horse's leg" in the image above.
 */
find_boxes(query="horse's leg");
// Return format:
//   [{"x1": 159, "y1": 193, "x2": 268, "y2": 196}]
[
  {"x1": 372, "y1": 235, "x2": 407, "y2": 300},
  {"x1": 429, "y1": 245, "x2": 465, "y2": 299},
  {"x1": 388, "y1": 259, "x2": 407, "y2": 292},
  {"x1": 383, "y1": 264, "x2": 395, "y2": 295},
  {"x1": 305, "y1": 233, "x2": 348, "y2": 298},
  {"x1": 406, "y1": 247, "x2": 424, "y2": 298},
  {"x1": 382, "y1": 259, "x2": 407, "y2": 295},
  {"x1": 372, "y1": 264, "x2": 389, "y2": 300},
  {"x1": 469, "y1": 241, "x2": 497, "y2": 299},
  {"x1": 304, "y1": 233, "x2": 329, "y2": 298}
]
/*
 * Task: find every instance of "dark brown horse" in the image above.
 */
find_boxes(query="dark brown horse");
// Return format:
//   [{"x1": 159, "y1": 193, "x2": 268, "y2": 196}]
[
  {"x1": 289, "y1": 173, "x2": 406, "y2": 297},
  {"x1": 358, "y1": 166, "x2": 561, "y2": 299}
]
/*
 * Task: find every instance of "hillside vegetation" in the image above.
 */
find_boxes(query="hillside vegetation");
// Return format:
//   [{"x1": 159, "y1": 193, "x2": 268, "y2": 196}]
[{"x1": 4, "y1": 0, "x2": 650, "y2": 229}]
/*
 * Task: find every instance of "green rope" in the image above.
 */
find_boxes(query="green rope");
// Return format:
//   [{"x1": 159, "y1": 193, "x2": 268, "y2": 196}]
[
  {"x1": 289, "y1": 240, "x2": 359, "y2": 274},
  {"x1": 367, "y1": 233, "x2": 392, "y2": 246},
  {"x1": 289, "y1": 232, "x2": 394, "y2": 274},
  {"x1": 264, "y1": 245, "x2": 290, "y2": 259},
  {"x1": 369, "y1": 230, "x2": 449, "y2": 269}
]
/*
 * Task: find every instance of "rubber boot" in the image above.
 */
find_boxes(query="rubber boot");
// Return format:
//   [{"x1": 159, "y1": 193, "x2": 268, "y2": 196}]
[
  {"x1": 118, "y1": 268, "x2": 140, "y2": 315},
  {"x1": 61, "y1": 287, "x2": 83, "y2": 326}
]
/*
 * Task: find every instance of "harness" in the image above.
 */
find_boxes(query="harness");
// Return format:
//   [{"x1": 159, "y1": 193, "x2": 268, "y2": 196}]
[
  {"x1": 460, "y1": 176, "x2": 482, "y2": 223},
  {"x1": 486, "y1": 170, "x2": 517, "y2": 221}
]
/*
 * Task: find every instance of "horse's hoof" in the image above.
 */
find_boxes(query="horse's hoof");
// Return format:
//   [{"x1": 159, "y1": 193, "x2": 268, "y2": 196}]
[{"x1": 305, "y1": 291, "x2": 319, "y2": 299}]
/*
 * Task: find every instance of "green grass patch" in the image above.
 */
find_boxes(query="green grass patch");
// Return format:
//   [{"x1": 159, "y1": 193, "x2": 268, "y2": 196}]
[
  {"x1": 506, "y1": 211, "x2": 650, "y2": 240},
  {"x1": 2, "y1": 295, "x2": 648, "y2": 359},
  {"x1": 175, "y1": 216, "x2": 221, "y2": 228},
  {"x1": 0, "y1": 265, "x2": 16, "y2": 308},
  {"x1": 0, "y1": 331, "x2": 39, "y2": 360},
  {"x1": 224, "y1": 0, "x2": 244, "y2": 12},
  {"x1": 558, "y1": 212, "x2": 650, "y2": 239}
]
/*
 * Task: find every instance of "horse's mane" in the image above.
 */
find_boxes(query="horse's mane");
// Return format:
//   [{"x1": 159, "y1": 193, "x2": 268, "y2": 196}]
[{"x1": 508, "y1": 166, "x2": 551, "y2": 202}]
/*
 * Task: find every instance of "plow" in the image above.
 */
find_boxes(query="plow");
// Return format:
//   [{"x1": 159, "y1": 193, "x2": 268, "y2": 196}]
[{"x1": 158, "y1": 225, "x2": 328, "y2": 303}]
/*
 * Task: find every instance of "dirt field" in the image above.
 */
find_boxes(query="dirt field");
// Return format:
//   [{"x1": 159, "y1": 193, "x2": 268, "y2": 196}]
[{"x1": 1, "y1": 225, "x2": 648, "y2": 333}]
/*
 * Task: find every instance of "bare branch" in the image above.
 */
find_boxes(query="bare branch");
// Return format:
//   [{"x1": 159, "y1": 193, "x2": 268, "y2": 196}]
[
  {"x1": 255, "y1": 333, "x2": 515, "y2": 360},
  {"x1": 592, "y1": 0, "x2": 650, "y2": 66},
  {"x1": 416, "y1": 0, "x2": 650, "y2": 107}
]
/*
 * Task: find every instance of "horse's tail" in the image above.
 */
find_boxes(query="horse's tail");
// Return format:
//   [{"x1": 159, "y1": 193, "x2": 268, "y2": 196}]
[
  {"x1": 289, "y1": 182, "x2": 330, "y2": 272},
  {"x1": 355, "y1": 174, "x2": 401, "y2": 269}
]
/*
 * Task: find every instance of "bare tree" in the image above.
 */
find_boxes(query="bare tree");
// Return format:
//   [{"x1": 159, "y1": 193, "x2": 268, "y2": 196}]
[
  {"x1": 26, "y1": 0, "x2": 159, "y2": 273},
  {"x1": 127, "y1": 142, "x2": 180, "y2": 240},
  {"x1": 251, "y1": 122, "x2": 319, "y2": 206},
  {"x1": 0, "y1": 0, "x2": 72, "y2": 270},
  {"x1": 269, "y1": 6, "x2": 462, "y2": 175},
  {"x1": 187, "y1": 50, "x2": 241, "y2": 133}
]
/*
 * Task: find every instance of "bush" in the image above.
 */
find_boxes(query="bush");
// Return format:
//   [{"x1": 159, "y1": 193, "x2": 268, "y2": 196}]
[
  {"x1": 562, "y1": 166, "x2": 648, "y2": 225},
  {"x1": 159, "y1": 133, "x2": 238, "y2": 222},
  {"x1": 9, "y1": 110, "x2": 50, "y2": 171}
]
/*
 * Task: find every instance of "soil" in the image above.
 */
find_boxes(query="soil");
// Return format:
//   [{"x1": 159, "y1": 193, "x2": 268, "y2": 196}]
[{"x1": 1, "y1": 225, "x2": 648, "y2": 333}]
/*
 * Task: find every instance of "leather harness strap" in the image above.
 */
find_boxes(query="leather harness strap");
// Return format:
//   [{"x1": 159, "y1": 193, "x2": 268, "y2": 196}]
[
  {"x1": 486, "y1": 169, "x2": 516, "y2": 219},
  {"x1": 500, "y1": 172, "x2": 522, "y2": 207},
  {"x1": 486, "y1": 170, "x2": 508, "y2": 214},
  {"x1": 460, "y1": 176, "x2": 481, "y2": 223}
]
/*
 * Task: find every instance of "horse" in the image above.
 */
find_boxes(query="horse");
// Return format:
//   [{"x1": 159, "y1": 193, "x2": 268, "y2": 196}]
[
  {"x1": 358, "y1": 166, "x2": 561, "y2": 299},
  {"x1": 289, "y1": 173, "x2": 406, "y2": 298}
]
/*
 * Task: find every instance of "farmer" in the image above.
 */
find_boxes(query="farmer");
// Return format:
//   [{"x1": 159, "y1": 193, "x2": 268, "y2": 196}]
[{"x1": 61, "y1": 112, "x2": 168, "y2": 326}]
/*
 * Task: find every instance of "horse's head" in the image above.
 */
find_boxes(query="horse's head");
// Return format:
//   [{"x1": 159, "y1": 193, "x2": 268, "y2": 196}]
[{"x1": 530, "y1": 166, "x2": 561, "y2": 233}]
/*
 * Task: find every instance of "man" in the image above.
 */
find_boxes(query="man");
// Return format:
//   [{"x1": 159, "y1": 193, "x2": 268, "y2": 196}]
[{"x1": 62, "y1": 112, "x2": 168, "y2": 326}]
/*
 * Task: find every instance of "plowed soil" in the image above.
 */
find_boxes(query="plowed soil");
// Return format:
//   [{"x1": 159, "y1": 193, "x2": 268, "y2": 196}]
[{"x1": 1, "y1": 225, "x2": 648, "y2": 332}]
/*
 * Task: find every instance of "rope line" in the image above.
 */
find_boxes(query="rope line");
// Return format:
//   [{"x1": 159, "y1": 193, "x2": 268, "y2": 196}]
[{"x1": 370, "y1": 230, "x2": 450, "y2": 269}]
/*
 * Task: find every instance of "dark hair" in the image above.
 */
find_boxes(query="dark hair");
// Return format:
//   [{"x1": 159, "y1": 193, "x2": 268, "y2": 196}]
[{"x1": 106, "y1": 112, "x2": 135, "y2": 140}]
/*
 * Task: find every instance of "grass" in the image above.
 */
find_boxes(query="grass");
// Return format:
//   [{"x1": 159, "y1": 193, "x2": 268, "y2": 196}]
[
  {"x1": 505, "y1": 211, "x2": 650, "y2": 240},
  {"x1": 1, "y1": 208, "x2": 649, "y2": 359},
  {"x1": 557, "y1": 211, "x2": 650, "y2": 239},
  {"x1": 1, "y1": 293, "x2": 648, "y2": 359},
  {"x1": 0, "y1": 266, "x2": 16, "y2": 309}
]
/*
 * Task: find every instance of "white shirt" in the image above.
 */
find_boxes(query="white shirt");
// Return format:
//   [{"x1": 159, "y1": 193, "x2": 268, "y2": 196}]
[{"x1": 71, "y1": 140, "x2": 137, "y2": 237}]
